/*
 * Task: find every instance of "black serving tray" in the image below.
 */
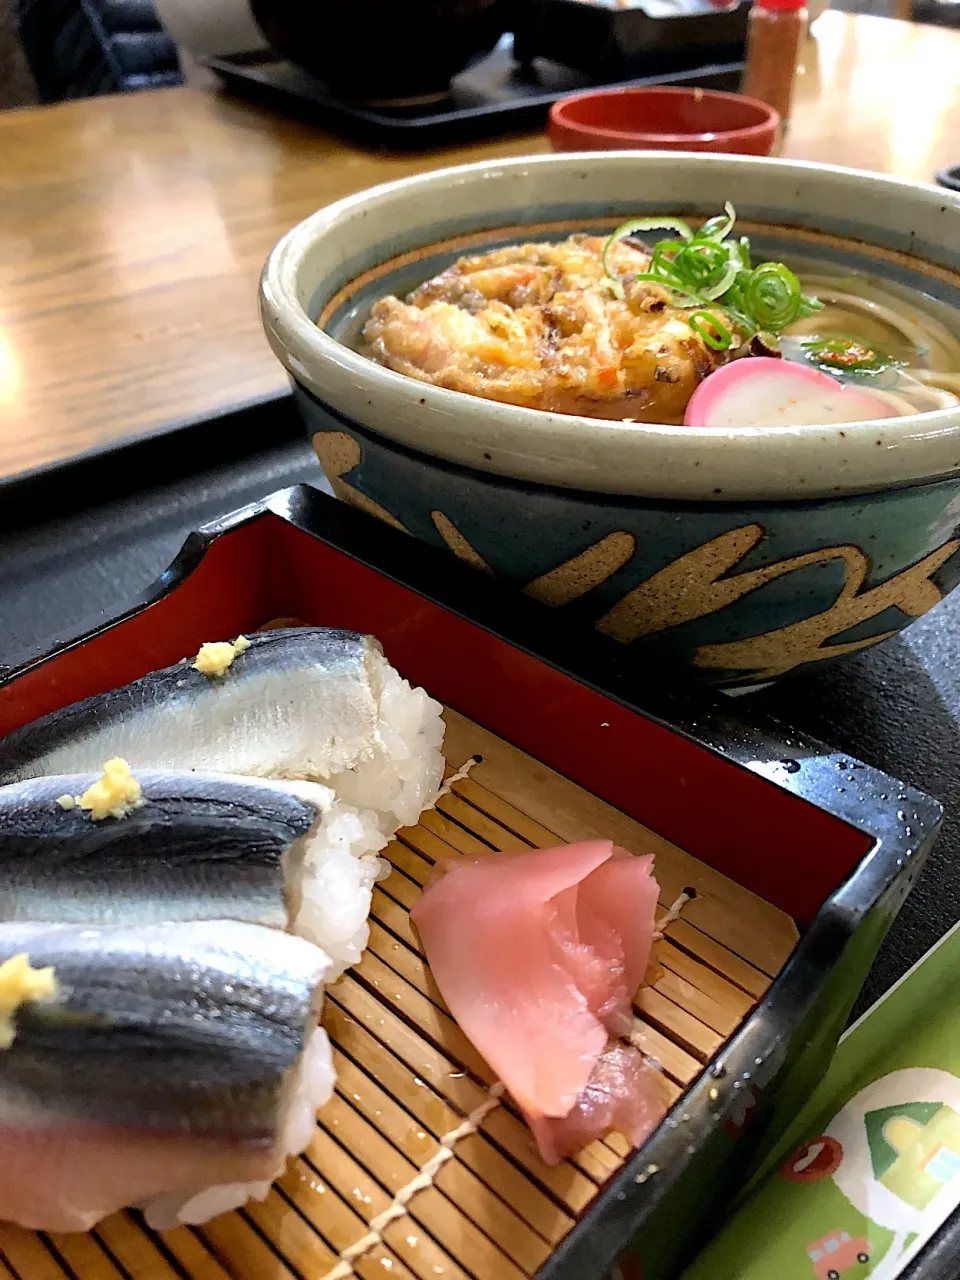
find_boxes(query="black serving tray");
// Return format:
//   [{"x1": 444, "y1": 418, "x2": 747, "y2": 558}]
[
  {"x1": 902, "y1": 1204, "x2": 960, "y2": 1280},
  {"x1": 0, "y1": 479, "x2": 944, "y2": 1279},
  {"x1": 2, "y1": 390, "x2": 960, "y2": 1014},
  {"x1": 0, "y1": 393, "x2": 318, "y2": 671},
  {"x1": 202, "y1": 35, "x2": 744, "y2": 147},
  {"x1": 1, "y1": 395, "x2": 960, "y2": 1278}
]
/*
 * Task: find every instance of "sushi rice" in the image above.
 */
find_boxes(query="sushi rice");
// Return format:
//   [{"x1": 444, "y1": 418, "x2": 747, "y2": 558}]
[
  {"x1": 324, "y1": 663, "x2": 447, "y2": 832},
  {"x1": 290, "y1": 664, "x2": 446, "y2": 975},
  {"x1": 144, "y1": 1025, "x2": 336, "y2": 1230},
  {"x1": 290, "y1": 792, "x2": 391, "y2": 976}
]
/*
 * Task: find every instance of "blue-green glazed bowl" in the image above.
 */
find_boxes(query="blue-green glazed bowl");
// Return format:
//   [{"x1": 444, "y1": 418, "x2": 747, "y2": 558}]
[{"x1": 260, "y1": 152, "x2": 960, "y2": 689}]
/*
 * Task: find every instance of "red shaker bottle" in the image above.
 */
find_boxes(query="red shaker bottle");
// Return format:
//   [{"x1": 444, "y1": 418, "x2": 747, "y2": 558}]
[{"x1": 742, "y1": 0, "x2": 806, "y2": 148}]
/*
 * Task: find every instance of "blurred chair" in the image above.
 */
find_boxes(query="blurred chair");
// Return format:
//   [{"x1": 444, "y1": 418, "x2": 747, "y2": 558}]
[
  {"x1": 17, "y1": 0, "x2": 183, "y2": 101},
  {"x1": 0, "y1": 0, "x2": 36, "y2": 105}
]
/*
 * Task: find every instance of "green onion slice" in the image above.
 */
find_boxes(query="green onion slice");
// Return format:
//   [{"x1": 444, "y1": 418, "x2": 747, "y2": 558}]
[
  {"x1": 699, "y1": 255, "x2": 741, "y2": 301},
  {"x1": 740, "y1": 262, "x2": 804, "y2": 333},
  {"x1": 697, "y1": 201, "x2": 737, "y2": 243},
  {"x1": 672, "y1": 240, "x2": 731, "y2": 292},
  {"x1": 630, "y1": 272, "x2": 705, "y2": 309},
  {"x1": 690, "y1": 311, "x2": 733, "y2": 351},
  {"x1": 602, "y1": 216, "x2": 693, "y2": 280},
  {"x1": 601, "y1": 202, "x2": 822, "y2": 336},
  {"x1": 650, "y1": 239, "x2": 683, "y2": 274}
]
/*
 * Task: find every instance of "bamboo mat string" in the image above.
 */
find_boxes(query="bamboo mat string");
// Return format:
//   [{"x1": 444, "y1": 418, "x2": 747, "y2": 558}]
[
  {"x1": 325, "y1": 871, "x2": 693, "y2": 1274},
  {"x1": 322, "y1": 1082, "x2": 506, "y2": 1279},
  {"x1": 430, "y1": 756, "x2": 481, "y2": 807},
  {"x1": 633, "y1": 890, "x2": 694, "y2": 1065},
  {"x1": 652, "y1": 890, "x2": 693, "y2": 942}
]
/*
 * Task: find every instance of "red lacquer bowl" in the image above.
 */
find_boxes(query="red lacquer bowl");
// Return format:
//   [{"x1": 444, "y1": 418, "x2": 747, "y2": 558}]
[{"x1": 548, "y1": 86, "x2": 779, "y2": 155}]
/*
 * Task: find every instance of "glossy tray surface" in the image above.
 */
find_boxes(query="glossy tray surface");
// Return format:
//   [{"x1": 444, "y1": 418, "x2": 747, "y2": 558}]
[
  {"x1": 1, "y1": 392, "x2": 958, "y2": 1016},
  {"x1": 202, "y1": 37, "x2": 743, "y2": 146},
  {"x1": 0, "y1": 485, "x2": 942, "y2": 1279}
]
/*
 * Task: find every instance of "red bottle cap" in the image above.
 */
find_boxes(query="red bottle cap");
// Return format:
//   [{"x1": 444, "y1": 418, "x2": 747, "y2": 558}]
[{"x1": 754, "y1": 0, "x2": 806, "y2": 9}]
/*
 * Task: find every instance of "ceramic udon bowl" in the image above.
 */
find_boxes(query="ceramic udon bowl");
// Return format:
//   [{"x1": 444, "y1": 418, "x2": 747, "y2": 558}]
[{"x1": 260, "y1": 152, "x2": 960, "y2": 690}]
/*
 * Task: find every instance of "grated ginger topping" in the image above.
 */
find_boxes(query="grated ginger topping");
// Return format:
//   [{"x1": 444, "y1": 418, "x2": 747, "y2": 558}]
[
  {"x1": 77, "y1": 757, "x2": 144, "y2": 821},
  {"x1": 0, "y1": 954, "x2": 58, "y2": 1050},
  {"x1": 192, "y1": 634, "x2": 251, "y2": 678}
]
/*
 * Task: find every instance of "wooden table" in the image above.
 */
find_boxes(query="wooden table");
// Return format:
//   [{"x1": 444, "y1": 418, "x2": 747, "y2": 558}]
[{"x1": 0, "y1": 10, "x2": 958, "y2": 482}]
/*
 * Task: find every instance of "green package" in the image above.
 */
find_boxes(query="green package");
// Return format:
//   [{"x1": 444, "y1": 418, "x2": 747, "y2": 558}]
[{"x1": 680, "y1": 919, "x2": 960, "y2": 1280}]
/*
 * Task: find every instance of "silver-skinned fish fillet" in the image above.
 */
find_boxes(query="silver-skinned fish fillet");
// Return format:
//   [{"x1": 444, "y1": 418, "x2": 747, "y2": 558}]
[
  {"x1": 0, "y1": 919, "x2": 334, "y2": 1232},
  {"x1": 0, "y1": 627, "x2": 445, "y2": 833},
  {"x1": 0, "y1": 771, "x2": 384, "y2": 973}
]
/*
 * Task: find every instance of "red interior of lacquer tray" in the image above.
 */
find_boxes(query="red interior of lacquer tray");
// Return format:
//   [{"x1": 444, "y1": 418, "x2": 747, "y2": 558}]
[{"x1": 0, "y1": 513, "x2": 873, "y2": 926}]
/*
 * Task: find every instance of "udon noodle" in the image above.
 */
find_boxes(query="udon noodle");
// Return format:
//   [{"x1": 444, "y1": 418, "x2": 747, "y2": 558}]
[{"x1": 781, "y1": 273, "x2": 960, "y2": 415}]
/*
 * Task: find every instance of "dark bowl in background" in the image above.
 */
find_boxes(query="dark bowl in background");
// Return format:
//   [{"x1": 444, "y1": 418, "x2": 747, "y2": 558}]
[
  {"x1": 249, "y1": 0, "x2": 511, "y2": 103},
  {"x1": 512, "y1": 0, "x2": 750, "y2": 81}
]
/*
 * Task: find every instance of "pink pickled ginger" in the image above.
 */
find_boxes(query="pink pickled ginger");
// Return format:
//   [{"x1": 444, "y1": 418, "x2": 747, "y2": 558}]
[
  {"x1": 410, "y1": 839, "x2": 663, "y2": 1163},
  {"x1": 529, "y1": 1041, "x2": 672, "y2": 1165}
]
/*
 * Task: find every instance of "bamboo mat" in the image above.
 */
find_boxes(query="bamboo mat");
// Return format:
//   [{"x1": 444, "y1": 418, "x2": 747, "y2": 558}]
[{"x1": 0, "y1": 710, "x2": 799, "y2": 1280}]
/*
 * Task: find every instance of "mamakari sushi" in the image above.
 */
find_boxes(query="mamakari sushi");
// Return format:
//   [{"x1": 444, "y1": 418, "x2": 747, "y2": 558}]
[
  {"x1": 0, "y1": 627, "x2": 446, "y2": 837},
  {"x1": 0, "y1": 764, "x2": 389, "y2": 974},
  {"x1": 0, "y1": 919, "x2": 333, "y2": 1232}
]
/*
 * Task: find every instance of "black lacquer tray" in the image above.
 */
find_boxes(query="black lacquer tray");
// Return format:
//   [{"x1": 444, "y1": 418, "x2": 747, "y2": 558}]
[
  {"x1": 0, "y1": 450, "x2": 947, "y2": 1279},
  {"x1": 2, "y1": 394, "x2": 960, "y2": 1276},
  {"x1": 202, "y1": 35, "x2": 744, "y2": 147},
  {"x1": 2, "y1": 390, "x2": 959, "y2": 1010}
]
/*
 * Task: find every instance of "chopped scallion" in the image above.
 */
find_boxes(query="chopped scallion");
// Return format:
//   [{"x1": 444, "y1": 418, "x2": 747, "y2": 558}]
[
  {"x1": 601, "y1": 204, "x2": 823, "y2": 337},
  {"x1": 690, "y1": 311, "x2": 733, "y2": 351}
]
